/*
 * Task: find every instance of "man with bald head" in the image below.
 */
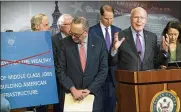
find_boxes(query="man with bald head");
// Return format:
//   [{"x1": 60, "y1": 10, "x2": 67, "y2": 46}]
[{"x1": 111, "y1": 7, "x2": 158, "y2": 71}]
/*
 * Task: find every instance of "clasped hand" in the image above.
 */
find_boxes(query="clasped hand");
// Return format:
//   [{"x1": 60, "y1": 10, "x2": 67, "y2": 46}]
[{"x1": 70, "y1": 87, "x2": 90, "y2": 101}]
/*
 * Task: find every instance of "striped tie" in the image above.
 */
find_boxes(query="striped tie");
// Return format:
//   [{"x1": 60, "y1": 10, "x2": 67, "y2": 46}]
[
  {"x1": 136, "y1": 33, "x2": 143, "y2": 61},
  {"x1": 79, "y1": 43, "x2": 86, "y2": 72}
]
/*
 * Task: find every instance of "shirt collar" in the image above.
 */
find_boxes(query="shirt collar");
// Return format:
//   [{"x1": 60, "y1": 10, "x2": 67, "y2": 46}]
[
  {"x1": 61, "y1": 32, "x2": 66, "y2": 38},
  {"x1": 131, "y1": 27, "x2": 144, "y2": 37},
  {"x1": 83, "y1": 35, "x2": 88, "y2": 43},
  {"x1": 100, "y1": 21, "x2": 111, "y2": 30},
  {"x1": 79, "y1": 35, "x2": 88, "y2": 45}
]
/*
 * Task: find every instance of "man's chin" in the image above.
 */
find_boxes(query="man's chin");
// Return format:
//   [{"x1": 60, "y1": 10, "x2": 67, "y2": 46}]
[
  {"x1": 135, "y1": 28, "x2": 144, "y2": 32},
  {"x1": 73, "y1": 40, "x2": 79, "y2": 43}
]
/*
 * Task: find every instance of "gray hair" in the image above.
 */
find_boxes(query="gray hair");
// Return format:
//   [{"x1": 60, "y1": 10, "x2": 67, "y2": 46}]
[
  {"x1": 72, "y1": 17, "x2": 89, "y2": 31},
  {"x1": 57, "y1": 14, "x2": 73, "y2": 29},
  {"x1": 130, "y1": 7, "x2": 147, "y2": 18}
]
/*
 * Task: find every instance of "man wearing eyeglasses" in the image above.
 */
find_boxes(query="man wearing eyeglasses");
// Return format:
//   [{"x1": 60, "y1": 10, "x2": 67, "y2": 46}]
[
  {"x1": 111, "y1": 7, "x2": 158, "y2": 71},
  {"x1": 56, "y1": 17, "x2": 108, "y2": 112},
  {"x1": 51, "y1": 14, "x2": 73, "y2": 112}
]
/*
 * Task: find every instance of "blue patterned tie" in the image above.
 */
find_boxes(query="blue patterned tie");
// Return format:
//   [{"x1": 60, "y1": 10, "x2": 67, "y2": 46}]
[
  {"x1": 136, "y1": 33, "x2": 143, "y2": 61},
  {"x1": 105, "y1": 27, "x2": 111, "y2": 51}
]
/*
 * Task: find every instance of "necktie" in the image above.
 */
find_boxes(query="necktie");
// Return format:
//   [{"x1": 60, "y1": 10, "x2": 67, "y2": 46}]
[
  {"x1": 79, "y1": 43, "x2": 86, "y2": 72},
  {"x1": 136, "y1": 33, "x2": 143, "y2": 61},
  {"x1": 105, "y1": 27, "x2": 111, "y2": 51}
]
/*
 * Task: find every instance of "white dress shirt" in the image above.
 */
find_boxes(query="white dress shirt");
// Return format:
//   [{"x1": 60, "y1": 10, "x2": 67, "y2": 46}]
[
  {"x1": 100, "y1": 22, "x2": 112, "y2": 43},
  {"x1": 131, "y1": 27, "x2": 145, "y2": 60}
]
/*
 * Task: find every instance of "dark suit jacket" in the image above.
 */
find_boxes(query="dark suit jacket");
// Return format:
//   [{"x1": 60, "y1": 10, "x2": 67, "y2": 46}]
[
  {"x1": 89, "y1": 23, "x2": 121, "y2": 87},
  {"x1": 57, "y1": 33, "x2": 108, "y2": 111},
  {"x1": 51, "y1": 32, "x2": 65, "y2": 112},
  {"x1": 111, "y1": 27, "x2": 158, "y2": 71},
  {"x1": 52, "y1": 32, "x2": 63, "y2": 66}
]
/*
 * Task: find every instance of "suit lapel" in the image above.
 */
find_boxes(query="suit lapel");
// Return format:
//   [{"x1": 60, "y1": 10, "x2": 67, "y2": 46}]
[
  {"x1": 97, "y1": 23, "x2": 105, "y2": 39},
  {"x1": 111, "y1": 26, "x2": 114, "y2": 42},
  {"x1": 85, "y1": 35, "x2": 93, "y2": 72},
  {"x1": 71, "y1": 40, "x2": 82, "y2": 72},
  {"x1": 126, "y1": 28, "x2": 138, "y2": 56},
  {"x1": 58, "y1": 32, "x2": 63, "y2": 41},
  {"x1": 142, "y1": 31, "x2": 149, "y2": 62}
]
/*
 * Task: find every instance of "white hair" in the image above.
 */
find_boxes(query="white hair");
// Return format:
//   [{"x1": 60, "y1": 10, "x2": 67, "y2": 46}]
[{"x1": 57, "y1": 14, "x2": 73, "y2": 29}]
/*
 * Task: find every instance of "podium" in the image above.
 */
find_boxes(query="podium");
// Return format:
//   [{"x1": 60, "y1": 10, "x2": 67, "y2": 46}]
[{"x1": 115, "y1": 69, "x2": 181, "y2": 112}]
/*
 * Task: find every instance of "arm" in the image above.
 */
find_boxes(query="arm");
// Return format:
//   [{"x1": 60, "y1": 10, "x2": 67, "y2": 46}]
[{"x1": 109, "y1": 32, "x2": 125, "y2": 66}]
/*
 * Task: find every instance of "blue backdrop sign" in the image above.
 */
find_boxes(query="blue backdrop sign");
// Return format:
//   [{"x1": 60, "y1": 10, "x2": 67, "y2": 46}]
[{"x1": 1, "y1": 31, "x2": 58, "y2": 109}]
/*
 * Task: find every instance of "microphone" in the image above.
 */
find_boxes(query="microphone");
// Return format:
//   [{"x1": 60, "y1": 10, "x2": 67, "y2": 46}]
[
  {"x1": 168, "y1": 57, "x2": 181, "y2": 69},
  {"x1": 138, "y1": 51, "x2": 141, "y2": 56},
  {"x1": 175, "y1": 61, "x2": 181, "y2": 69},
  {"x1": 137, "y1": 51, "x2": 142, "y2": 74},
  {"x1": 168, "y1": 59, "x2": 181, "y2": 77}
]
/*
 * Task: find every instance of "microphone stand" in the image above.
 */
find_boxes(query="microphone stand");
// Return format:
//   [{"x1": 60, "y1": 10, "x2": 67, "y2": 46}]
[
  {"x1": 168, "y1": 57, "x2": 181, "y2": 69},
  {"x1": 137, "y1": 51, "x2": 141, "y2": 76}
]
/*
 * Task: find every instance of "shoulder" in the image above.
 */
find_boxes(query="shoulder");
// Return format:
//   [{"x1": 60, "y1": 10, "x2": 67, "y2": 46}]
[
  {"x1": 89, "y1": 23, "x2": 100, "y2": 31},
  {"x1": 144, "y1": 29, "x2": 157, "y2": 37},
  {"x1": 177, "y1": 42, "x2": 181, "y2": 49},
  {"x1": 118, "y1": 27, "x2": 130, "y2": 36},
  {"x1": 143, "y1": 29, "x2": 157, "y2": 40},
  {"x1": 89, "y1": 33, "x2": 104, "y2": 44},
  {"x1": 59, "y1": 36, "x2": 72, "y2": 46},
  {"x1": 111, "y1": 25, "x2": 121, "y2": 31},
  {"x1": 51, "y1": 32, "x2": 61, "y2": 40}
]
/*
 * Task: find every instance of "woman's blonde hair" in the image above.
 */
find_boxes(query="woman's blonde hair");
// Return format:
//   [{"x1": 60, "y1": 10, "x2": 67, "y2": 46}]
[{"x1": 31, "y1": 13, "x2": 46, "y2": 31}]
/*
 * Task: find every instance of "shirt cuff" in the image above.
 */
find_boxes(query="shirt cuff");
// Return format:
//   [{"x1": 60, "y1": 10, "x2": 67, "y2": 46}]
[{"x1": 111, "y1": 49, "x2": 118, "y2": 56}]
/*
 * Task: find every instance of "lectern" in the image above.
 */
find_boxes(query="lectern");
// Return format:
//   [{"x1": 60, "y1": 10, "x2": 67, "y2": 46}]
[{"x1": 115, "y1": 69, "x2": 181, "y2": 112}]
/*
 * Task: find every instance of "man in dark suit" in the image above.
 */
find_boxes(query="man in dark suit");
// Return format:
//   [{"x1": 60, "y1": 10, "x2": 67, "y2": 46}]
[
  {"x1": 111, "y1": 7, "x2": 158, "y2": 71},
  {"x1": 56, "y1": 17, "x2": 108, "y2": 112},
  {"x1": 89, "y1": 5, "x2": 121, "y2": 112},
  {"x1": 51, "y1": 14, "x2": 73, "y2": 112}
]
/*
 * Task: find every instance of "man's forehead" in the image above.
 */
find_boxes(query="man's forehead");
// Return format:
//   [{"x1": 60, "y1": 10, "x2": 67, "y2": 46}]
[
  {"x1": 64, "y1": 19, "x2": 72, "y2": 23},
  {"x1": 132, "y1": 8, "x2": 147, "y2": 16},
  {"x1": 71, "y1": 24, "x2": 83, "y2": 31}
]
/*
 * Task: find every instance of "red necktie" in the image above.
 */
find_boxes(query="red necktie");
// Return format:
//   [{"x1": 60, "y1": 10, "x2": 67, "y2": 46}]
[{"x1": 79, "y1": 43, "x2": 86, "y2": 72}]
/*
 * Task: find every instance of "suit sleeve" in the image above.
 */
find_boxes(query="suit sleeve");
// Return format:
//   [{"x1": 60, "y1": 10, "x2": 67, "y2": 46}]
[
  {"x1": 87, "y1": 39, "x2": 108, "y2": 94},
  {"x1": 152, "y1": 34, "x2": 161, "y2": 69},
  {"x1": 56, "y1": 39, "x2": 75, "y2": 91}
]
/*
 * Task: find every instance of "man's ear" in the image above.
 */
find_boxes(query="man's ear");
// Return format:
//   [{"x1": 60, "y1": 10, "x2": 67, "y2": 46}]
[{"x1": 35, "y1": 25, "x2": 39, "y2": 31}]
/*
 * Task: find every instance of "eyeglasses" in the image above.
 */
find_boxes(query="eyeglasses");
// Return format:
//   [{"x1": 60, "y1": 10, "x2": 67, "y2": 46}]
[
  {"x1": 132, "y1": 16, "x2": 147, "y2": 20},
  {"x1": 69, "y1": 30, "x2": 85, "y2": 38},
  {"x1": 62, "y1": 23, "x2": 71, "y2": 26}
]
